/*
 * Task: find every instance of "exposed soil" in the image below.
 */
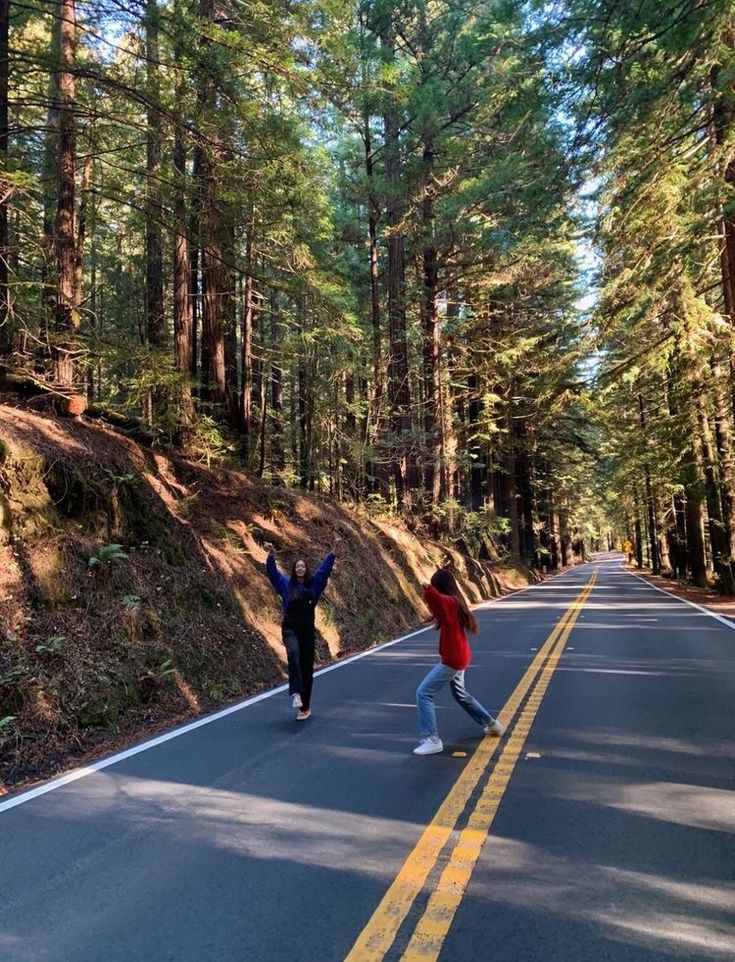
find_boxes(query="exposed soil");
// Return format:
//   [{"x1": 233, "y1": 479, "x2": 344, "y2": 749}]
[{"x1": 0, "y1": 402, "x2": 540, "y2": 796}]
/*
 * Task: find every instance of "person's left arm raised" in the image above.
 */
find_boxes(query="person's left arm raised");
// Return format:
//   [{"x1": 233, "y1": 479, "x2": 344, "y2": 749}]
[{"x1": 312, "y1": 536, "x2": 340, "y2": 597}]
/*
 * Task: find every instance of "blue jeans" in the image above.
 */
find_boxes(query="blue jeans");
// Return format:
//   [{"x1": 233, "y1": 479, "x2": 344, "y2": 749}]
[{"x1": 416, "y1": 662, "x2": 493, "y2": 737}]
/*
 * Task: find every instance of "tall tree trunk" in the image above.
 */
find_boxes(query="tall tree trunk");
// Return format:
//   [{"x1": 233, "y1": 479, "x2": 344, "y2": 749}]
[
  {"x1": 145, "y1": 0, "x2": 165, "y2": 352},
  {"x1": 637, "y1": 393, "x2": 660, "y2": 573},
  {"x1": 633, "y1": 483, "x2": 644, "y2": 568},
  {"x1": 466, "y1": 373, "x2": 484, "y2": 510},
  {"x1": 269, "y1": 288, "x2": 284, "y2": 480},
  {"x1": 297, "y1": 301, "x2": 310, "y2": 489},
  {"x1": 710, "y1": 48, "x2": 735, "y2": 406},
  {"x1": 189, "y1": 144, "x2": 203, "y2": 385},
  {"x1": 506, "y1": 406, "x2": 520, "y2": 556},
  {"x1": 201, "y1": 255, "x2": 226, "y2": 404},
  {"x1": 549, "y1": 504, "x2": 562, "y2": 571},
  {"x1": 559, "y1": 504, "x2": 571, "y2": 567},
  {"x1": 382, "y1": 28, "x2": 410, "y2": 505},
  {"x1": 73, "y1": 150, "x2": 91, "y2": 314},
  {"x1": 669, "y1": 494, "x2": 686, "y2": 580},
  {"x1": 200, "y1": 154, "x2": 227, "y2": 408},
  {"x1": 362, "y1": 101, "x2": 382, "y2": 443},
  {"x1": 684, "y1": 484, "x2": 708, "y2": 587},
  {"x1": 711, "y1": 356, "x2": 735, "y2": 591},
  {"x1": 695, "y1": 389, "x2": 735, "y2": 592},
  {"x1": 421, "y1": 132, "x2": 442, "y2": 502},
  {"x1": 240, "y1": 219, "x2": 255, "y2": 450},
  {"x1": 257, "y1": 347, "x2": 268, "y2": 478},
  {"x1": 197, "y1": 0, "x2": 227, "y2": 412},
  {"x1": 0, "y1": 0, "x2": 9, "y2": 353},
  {"x1": 655, "y1": 491, "x2": 671, "y2": 572},
  {"x1": 172, "y1": 15, "x2": 195, "y2": 446},
  {"x1": 223, "y1": 217, "x2": 238, "y2": 423},
  {"x1": 53, "y1": 0, "x2": 77, "y2": 387},
  {"x1": 40, "y1": 10, "x2": 62, "y2": 340}
]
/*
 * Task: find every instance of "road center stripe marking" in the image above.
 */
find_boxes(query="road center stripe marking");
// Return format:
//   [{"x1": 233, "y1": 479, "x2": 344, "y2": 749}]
[
  {"x1": 400, "y1": 569, "x2": 597, "y2": 961},
  {"x1": 344, "y1": 569, "x2": 598, "y2": 962}
]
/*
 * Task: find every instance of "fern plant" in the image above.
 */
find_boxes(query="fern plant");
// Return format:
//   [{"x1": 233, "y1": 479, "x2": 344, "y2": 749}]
[{"x1": 88, "y1": 544, "x2": 129, "y2": 568}]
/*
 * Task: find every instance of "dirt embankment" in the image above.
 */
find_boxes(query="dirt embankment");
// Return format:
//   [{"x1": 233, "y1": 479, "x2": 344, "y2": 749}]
[{"x1": 0, "y1": 403, "x2": 536, "y2": 793}]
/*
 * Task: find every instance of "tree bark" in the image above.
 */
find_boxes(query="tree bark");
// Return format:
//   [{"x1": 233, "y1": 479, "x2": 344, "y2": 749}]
[
  {"x1": 145, "y1": 0, "x2": 165, "y2": 351},
  {"x1": 710, "y1": 49, "x2": 735, "y2": 407},
  {"x1": 240, "y1": 219, "x2": 255, "y2": 450},
  {"x1": 466, "y1": 373, "x2": 484, "y2": 510},
  {"x1": 711, "y1": 355, "x2": 735, "y2": 590},
  {"x1": 382, "y1": 27, "x2": 410, "y2": 505},
  {"x1": 684, "y1": 485, "x2": 708, "y2": 586},
  {"x1": 197, "y1": 0, "x2": 227, "y2": 411},
  {"x1": 637, "y1": 392, "x2": 660, "y2": 573},
  {"x1": 421, "y1": 133, "x2": 442, "y2": 502},
  {"x1": 172, "y1": 11, "x2": 195, "y2": 446},
  {"x1": 695, "y1": 389, "x2": 735, "y2": 592},
  {"x1": 632, "y1": 483, "x2": 643, "y2": 568},
  {"x1": 269, "y1": 288, "x2": 284, "y2": 480},
  {"x1": 362, "y1": 100, "x2": 382, "y2": 441},
  {"x1": 0, "y1": 0, "x2": 9, "y2": 353},
  {"x1": 53, "y1": 0, "x2": 78, "y2": 387}
]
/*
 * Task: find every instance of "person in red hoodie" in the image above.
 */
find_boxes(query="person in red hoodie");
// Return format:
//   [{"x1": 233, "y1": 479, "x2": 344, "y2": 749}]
[{"x1": 413, "y1": 566, "x2": 504, "y2": 755}]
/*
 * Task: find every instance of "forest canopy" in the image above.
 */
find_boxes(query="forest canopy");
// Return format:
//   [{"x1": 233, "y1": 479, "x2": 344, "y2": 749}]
[{"x1": 2, "y1": 0, "x2": 735, "y2": 586}]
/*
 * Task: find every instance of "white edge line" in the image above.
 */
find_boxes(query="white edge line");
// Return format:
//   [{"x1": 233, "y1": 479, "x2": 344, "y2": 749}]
[
  {"x1": 0, "y1": 627, "x2": 428, "y2": 814},
  {"x1": 0, "y1": 564, "x2": 586, "y2": 814},
  {"x1": 623, "y1": 563, "x2": 735, "y2": 630}
]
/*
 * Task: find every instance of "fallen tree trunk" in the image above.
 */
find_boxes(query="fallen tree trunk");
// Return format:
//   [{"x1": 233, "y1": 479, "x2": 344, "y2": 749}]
[{"x1": 0, "y1": 364, "x2": 155, "y2": 443}]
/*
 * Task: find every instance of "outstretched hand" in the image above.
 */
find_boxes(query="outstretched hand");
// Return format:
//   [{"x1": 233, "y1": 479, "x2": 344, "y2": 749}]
[{"x1": 263, "y1": 542, "x2": 275, "y2": 557}]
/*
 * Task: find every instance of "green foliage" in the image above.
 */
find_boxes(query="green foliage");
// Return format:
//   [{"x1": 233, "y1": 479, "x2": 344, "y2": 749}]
[
  {"x1": 35, "y1": 635, "x2": 66, "y2": 654},
  {"x1": 88, "y1": 544, "x2": 129, "y2": 568}
]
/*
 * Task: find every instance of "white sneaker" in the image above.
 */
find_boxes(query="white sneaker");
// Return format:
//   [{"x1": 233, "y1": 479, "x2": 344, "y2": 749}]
[
  {"x1": 483, "y1": 719, "x2": 504, "y2": 736},
  {"x1": 413, "y1": 737, "x2": 443, "y2": 756},
  {"x1": 291, "y1": 693, "x2": 302, "y2": 709}
]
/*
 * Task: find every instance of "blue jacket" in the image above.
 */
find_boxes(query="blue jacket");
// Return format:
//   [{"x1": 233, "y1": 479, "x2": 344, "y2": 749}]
[{"x1": 266, "y1": 552, "x2": 335, "y2": 616}]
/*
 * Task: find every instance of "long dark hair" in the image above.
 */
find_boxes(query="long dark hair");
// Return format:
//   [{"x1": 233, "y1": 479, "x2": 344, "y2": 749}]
[
  {"x1": 430, "y1": 568, "x2": 478, "y2": 634},
  {"x1": 289, "y1": 560, "x2": 312, "y2": 599}
]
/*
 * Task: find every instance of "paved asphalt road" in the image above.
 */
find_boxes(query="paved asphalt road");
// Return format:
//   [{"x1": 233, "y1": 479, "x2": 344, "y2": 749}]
[{"x1": 1, "y1": 555, "x2": 733, "y2": 961}]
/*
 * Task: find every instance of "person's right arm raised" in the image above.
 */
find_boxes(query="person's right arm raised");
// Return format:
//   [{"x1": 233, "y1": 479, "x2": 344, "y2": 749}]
[
  {"x1": 263, "y1": 542, "x2": 288, "y2": 595},
  {"x1": 423, "y1": 583, "x2": 453, "y2": 624}
]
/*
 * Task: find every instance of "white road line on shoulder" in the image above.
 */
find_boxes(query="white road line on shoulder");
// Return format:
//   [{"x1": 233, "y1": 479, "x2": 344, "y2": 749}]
[
  {"x1": 622, "y1": 564, "x2": 735, "y2": 631},
  {"x1": 0, "y1": 625, "x2": 430, "y2": 815},
  {"x1": 0, "y1": 565, "x2": 590, "y2": 814}
]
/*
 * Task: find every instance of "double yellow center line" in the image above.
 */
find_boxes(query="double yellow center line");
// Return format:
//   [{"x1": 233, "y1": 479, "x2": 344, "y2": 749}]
[{"x1": 345, "y1": 568, "x2": 598, "y2": 962}]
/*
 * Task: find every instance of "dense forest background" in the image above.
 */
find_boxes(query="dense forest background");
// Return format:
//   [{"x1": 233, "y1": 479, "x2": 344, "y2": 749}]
[{"x1": 2, "y1": 0, "x2": 735, "y2": 587}]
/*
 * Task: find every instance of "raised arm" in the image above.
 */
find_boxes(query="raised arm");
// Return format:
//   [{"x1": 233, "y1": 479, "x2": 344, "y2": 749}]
[
  {"x1": 263, "y1": 543, "x2": 289, "y2": 596},
  {"x1": 423, "y1": 583, "x2": 454, "y2": 625},
  {"x1": 311, "y1": 550, "x2": 336, "y2": 600}
]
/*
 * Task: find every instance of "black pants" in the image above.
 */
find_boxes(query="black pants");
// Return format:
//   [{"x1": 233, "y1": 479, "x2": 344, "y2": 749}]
[{"x1": 283, "y1": 625, "x2": 315, "y2": 710}]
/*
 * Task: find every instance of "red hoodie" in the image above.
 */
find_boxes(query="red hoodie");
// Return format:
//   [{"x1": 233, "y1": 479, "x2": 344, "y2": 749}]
[{"x1": 423, "y1": 584, "x2": 472, "y2": 670}]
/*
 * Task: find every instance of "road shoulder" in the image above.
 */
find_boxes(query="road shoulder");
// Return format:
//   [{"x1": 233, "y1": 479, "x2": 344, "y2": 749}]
[{"x1": 625, "y1": 564, "x2": 735, "y2": 626}]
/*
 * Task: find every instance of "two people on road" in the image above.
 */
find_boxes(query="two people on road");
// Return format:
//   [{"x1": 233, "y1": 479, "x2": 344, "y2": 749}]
[
  {"x1": 263, "y1": 540, "x2": 337, "y2": 720},
  {"x1": 263, "y1": 542, "x2": 503, "y2": 754},
  {"x1": 413, "y1": 565, "x2": 504, "y2": 755}
]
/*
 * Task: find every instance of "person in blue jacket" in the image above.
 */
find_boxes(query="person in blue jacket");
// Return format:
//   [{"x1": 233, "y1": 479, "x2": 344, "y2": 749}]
[{"x1": 263, "y1": 540, "x2": 338, "y2": 720}]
